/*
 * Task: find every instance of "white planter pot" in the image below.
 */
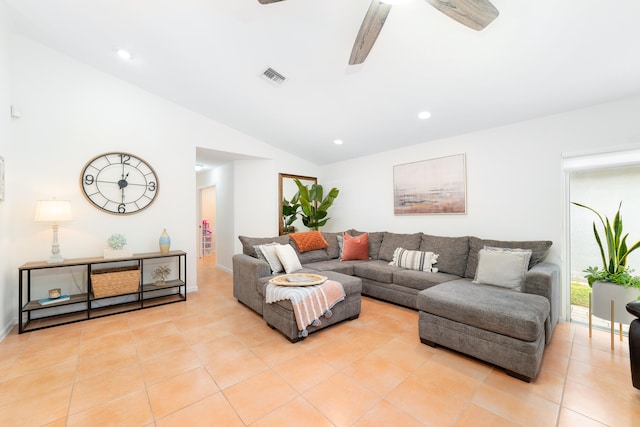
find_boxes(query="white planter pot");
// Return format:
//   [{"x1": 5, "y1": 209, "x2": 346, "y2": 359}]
[{"x1": 592, "y1": 281, "x2": 640, "y2": 325}]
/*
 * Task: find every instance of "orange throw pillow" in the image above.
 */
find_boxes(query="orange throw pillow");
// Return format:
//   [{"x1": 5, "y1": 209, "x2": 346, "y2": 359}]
[
  {"x1": 289, "y1": 231, "x2": 329, "y2": 253},
  {"x1": 342, "y1": 232, "x2": 369, "y2": 261}
]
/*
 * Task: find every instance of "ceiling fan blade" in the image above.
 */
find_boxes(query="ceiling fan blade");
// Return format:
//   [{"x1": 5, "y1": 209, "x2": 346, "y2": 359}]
[
  {"x1": 425, "y1": 0, "x2": 499, "y2": 31},
  {"x1": 258, "y1": 0, "x2": 286, "y2": 4},
  {"x1": 349, "y1": 1, "x2": 392, "y2": 65}
]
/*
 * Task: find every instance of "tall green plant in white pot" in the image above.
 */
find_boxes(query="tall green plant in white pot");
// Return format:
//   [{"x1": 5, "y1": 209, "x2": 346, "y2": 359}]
[{"x1": 572, "y1": 201, "x2": 640, "y2": 326}]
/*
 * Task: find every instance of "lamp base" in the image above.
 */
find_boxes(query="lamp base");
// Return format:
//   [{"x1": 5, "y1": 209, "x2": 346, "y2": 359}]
[
  {"x1": 47, "y1": 223, "x2": 64, "y2": 264},
  {"x1": 47, "y1": 254, "x2": 64, "y2": 264}
]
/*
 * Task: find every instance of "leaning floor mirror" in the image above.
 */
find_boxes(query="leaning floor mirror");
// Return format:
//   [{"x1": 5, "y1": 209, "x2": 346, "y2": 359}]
[{"x1": 279, "y1": 173, "x2": 317, "y2": 236}]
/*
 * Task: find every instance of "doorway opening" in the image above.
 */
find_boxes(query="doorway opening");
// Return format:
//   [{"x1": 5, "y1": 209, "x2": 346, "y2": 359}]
[
  {"x1": 200, "y1": 185, "x2": 216, "y2": 258},
  {"x1": 566, "y1": 153, "x2": 640, "y2": 333}
]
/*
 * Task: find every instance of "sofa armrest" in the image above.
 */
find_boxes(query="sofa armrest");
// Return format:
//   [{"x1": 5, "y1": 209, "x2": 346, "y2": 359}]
[
  {"x1": 232, "y1": 254, "x2": 271, "y2": 314},
  {"x1": 522, "y1": 262, "x2": 560, "y2": 342}
]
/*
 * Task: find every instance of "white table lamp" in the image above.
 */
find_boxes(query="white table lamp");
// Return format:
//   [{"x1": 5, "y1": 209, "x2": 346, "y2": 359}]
[{"x1": 34, "y1": 200, "x2": 73, "y2": 264}]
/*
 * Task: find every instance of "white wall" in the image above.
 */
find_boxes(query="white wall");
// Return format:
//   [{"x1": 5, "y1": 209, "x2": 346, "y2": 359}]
[
  {"x1": 2, "y1": 33, "x2": 316, "y2": 334},
  {"x1": 0, "y1": 3, "x2": 13, "y2": 338}
]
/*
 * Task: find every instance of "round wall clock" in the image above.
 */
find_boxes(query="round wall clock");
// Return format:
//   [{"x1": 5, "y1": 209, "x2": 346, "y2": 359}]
[{"x1": 80, "y1": 152, "x2": 159, "y2": 215}]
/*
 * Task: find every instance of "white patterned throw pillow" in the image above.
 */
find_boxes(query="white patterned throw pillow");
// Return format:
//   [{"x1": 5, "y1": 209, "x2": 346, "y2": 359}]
[{"x1": 389, "y1": 247, "x2": 439, "y2": 272}]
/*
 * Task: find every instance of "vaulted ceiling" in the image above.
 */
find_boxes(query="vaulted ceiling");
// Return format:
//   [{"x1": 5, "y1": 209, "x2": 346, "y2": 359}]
[{"x1": 4, "y1": 0, "x2": 640, "y2": 165}]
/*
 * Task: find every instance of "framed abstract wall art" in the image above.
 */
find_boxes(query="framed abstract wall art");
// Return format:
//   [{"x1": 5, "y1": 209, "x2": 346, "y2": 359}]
[{"x1": 393, "y1": 153, "x2": 466, "y2": 215}]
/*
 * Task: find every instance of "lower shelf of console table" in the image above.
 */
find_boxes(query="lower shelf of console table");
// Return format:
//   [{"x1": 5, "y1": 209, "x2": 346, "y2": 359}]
[{"x1": 18, "y1": 250, "x2": 187, "y2": 333}]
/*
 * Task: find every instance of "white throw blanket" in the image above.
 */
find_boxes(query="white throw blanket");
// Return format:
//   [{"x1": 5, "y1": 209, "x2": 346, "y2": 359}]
[{"x1": 265, "y1": 280, "x2": 346, "y2": 338}]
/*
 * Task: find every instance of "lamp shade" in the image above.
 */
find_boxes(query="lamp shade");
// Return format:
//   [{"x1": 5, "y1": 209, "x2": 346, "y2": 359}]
[{"x1": 34, "y1": 200, "x2": 73, "y2": 223}]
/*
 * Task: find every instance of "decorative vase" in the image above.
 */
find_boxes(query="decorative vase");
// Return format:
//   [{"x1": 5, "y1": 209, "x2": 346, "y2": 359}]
[
  {"x1": 159, "y1": 229, "x2": 171, "y2": 254},
  {"x1": 593, "y1": 281, "x2": 640, "y2": 325}
]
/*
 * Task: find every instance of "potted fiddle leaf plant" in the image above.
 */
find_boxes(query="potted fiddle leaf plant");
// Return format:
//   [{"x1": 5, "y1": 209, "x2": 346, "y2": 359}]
[
  {"x1": 282, "y1": 194, "x2": 300, "y2": 234},
  {"x1": 294, "y1": 178, "x2": 339, "y2": 231},
  {"x1": 572, "y1": 201, "x2": 640, "y2": 324}
]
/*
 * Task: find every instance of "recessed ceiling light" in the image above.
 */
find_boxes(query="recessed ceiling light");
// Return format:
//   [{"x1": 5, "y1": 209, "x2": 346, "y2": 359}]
[
  {"x1": 333, "y1": 139, "x2": 344, "y2": 145},
  {"x1": 115, "y1": 48, "x2": 133, "y2": 60},
  {"x1": 418, "y1": 111, "x2": 432, "y2": 120}
]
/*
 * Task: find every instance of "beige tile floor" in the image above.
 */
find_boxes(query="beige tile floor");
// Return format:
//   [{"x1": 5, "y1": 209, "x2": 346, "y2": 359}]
[{"x1": 1, "y1": 255, "x2": 639, "y2": 426}]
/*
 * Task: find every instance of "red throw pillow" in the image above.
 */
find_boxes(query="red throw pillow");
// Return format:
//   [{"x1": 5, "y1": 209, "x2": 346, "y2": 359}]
[
  {"x1": 289, "y1": 231, "x2": 329, "y2": 253},
  {"x1": 342, "y1": 232, "x2": 369, "y2": 261}
]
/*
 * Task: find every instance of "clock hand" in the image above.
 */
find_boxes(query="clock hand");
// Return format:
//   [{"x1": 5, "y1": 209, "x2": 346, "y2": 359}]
[{"x1": 118, "y1": 172, "x2": 129, "y2": 189}]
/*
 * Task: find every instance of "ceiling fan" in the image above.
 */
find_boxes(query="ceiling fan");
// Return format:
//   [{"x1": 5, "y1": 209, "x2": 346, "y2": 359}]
[{"x1": 257, "y1": 0, "x2": 499, "y2": 65}]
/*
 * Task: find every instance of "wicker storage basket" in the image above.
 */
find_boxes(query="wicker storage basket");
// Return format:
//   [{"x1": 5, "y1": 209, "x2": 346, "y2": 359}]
[{"x1": 91, "y1": 265, "x2": 140, "y2": 298}]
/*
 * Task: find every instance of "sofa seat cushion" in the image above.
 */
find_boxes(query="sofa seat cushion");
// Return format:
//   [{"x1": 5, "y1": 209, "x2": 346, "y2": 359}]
[
  {"x1": 353, "y1": 260, "x2": 403, "y2": 284},
  {"x1": 417, "y1": 279, "x2": 549, "y2": 342},
  {"x1": 302, "y1": 260, "x2": 357, "y2": 276},
  {"x1": 392, "y1": 269, "x2": 461, "y2": 291}
]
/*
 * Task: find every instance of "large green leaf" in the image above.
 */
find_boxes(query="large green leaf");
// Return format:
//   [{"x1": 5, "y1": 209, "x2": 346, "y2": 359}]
[{"x1": 293, "y1": 178, "x2": 339, "y2": 231}]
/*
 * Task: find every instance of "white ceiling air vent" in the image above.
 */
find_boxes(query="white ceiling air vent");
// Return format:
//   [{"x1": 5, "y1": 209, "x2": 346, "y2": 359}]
[{"x1": 261, "y1": 67, "x2": 286, "y2": 86}]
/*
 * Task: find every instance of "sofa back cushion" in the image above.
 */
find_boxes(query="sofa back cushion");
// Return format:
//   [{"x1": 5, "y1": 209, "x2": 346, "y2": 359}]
[
  {"x1": 378, "y1": 232, "x2": 423, "y2": 262},
  {"x1": 238, "y1": 235, "x2": 290, "y2": 258},
  {"x1": 296, "y1": 247, "x2": 330, "y2": 264},
  {"x1": 464, "y1": 237, "x2": 552, "y2": 279},
  {"x1": 322, "y1": 232, "x2": 342, "y2": 259},
  {"x1": 420, "y1": 234, "x2": 469, "y2": 277},
  {"x1": 347, "y1": 230, "x2": 385, "y2": 260}
]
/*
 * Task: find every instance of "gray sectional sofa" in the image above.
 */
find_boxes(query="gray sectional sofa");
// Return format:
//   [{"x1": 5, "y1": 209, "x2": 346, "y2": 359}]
[{"x1": 232, "y1": 230, "x2": 559, "y2": 381}]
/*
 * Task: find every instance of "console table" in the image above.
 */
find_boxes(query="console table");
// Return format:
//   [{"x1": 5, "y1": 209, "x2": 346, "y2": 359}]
[{"x1": 18, "y1": 250, "x2": 187, "y2": 333}]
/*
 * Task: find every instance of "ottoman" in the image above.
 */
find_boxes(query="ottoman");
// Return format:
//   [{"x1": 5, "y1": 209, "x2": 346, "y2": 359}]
[
  {"x1": 417, "y1": 280, "x2": 550, "y2": 382},
  {"x1": 260, "y1": 271, "x2": 362, "y2": 342}
]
